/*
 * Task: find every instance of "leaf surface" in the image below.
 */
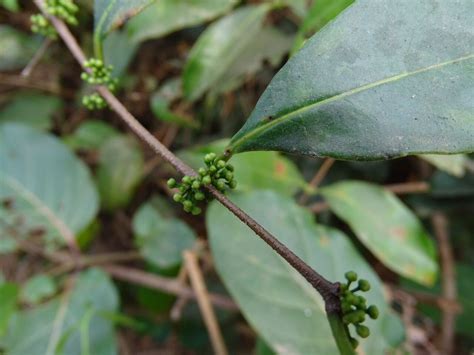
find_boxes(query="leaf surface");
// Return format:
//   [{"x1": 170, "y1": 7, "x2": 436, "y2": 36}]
[{"x1": 229, "y1": 1, "x2": 474, "y2": 160}]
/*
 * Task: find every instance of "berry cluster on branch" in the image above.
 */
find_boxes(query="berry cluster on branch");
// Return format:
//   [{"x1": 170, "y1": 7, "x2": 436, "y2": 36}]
[
  {"x1": 81, "y1": 58, "x2": 118, "y2": 110},
  {"x1": 31, "y1": 0, "x2": 78, "y2": 38},
  {"x1": 167, "y1": 153, "x2": 237, "y2": 215},
  {"x1": 339, "y1": 271, "x2": 379, "y2": 349}
]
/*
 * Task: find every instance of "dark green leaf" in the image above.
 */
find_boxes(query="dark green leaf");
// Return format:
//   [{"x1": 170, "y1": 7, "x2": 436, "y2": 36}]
[
  {"x1": 96, "y1": 135, "x2": 144, "y2": 211},
  {"x1": 207, "y1": 190, "x2": 403, "y2": 353},
  {"x1": 127, "y1": 0, "x2": 238, "y2": 43},
  {"x1": 179, "y1": 139, "x2": 308, "y2": 195},
  {"x1": 183, "y1": 4, "x2": 271, "y2": 101},
  {"x1": 133, "y1": 197, "x2": 196, "y2": 269},
  {"x1": 321, "y1": 181, "x2": 437, "y2": 285},
  {"x1": 0, "y1": 92, "x2": 62, "y2": 130},
  {"x1": 0, "y1": 123, "x2": 98, "y2": 249},
  {"x1": 103, "y1": 29, "x2": 139, "y2": 77},
  {"x1": 229, "y1": 1, "x2": 474, "y2": 159},
  {"x1": 3, "y1": 269, "x2": 119, "y2": 355}
]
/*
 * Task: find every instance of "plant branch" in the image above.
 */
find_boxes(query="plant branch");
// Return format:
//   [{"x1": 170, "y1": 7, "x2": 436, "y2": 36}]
[{"x1": 34, "y1": 1, "x2": 350, "y2": 351}]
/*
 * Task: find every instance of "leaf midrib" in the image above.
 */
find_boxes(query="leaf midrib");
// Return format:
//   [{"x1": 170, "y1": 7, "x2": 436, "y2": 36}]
[{"x1": 229, "y1": 53, "x2": 474, "y2": 152}]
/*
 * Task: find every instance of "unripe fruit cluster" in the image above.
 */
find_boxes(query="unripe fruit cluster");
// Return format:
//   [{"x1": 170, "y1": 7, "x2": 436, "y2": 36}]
[
  {"x1": 167, "y1": 153, "x2": 237, "y2": 215},
  {"x1": 30, "y1": 14, "x2": 57, "y2": 39},
  {"x1": 339, "y1": 271, "x2": 379, "y2": 349},
  {"x1": 45, "y1": 0, "x2": 79, "y2": 26},
  {"x1": 81, "y1": 58, "x2": 118, "y2": 110}
]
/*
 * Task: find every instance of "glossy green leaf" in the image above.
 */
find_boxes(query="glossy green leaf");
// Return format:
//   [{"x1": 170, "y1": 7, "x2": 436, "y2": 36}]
[
  {"x1": 103, "y1": 29, "x2": 139, "y2": 77},
  {"x1": 207, "y1": 190, "x2": 403, "y2": 353},
  {"x1": 96, "y1": 135, "x2": 144, "y2": 211},
  {"x1": 64, "y1": 120, "x2": 120, "y2": 151},
  {"x1": 0, "y1": 123, "x2": 98, "y2": 249},
  {"x1": 419, "y1": 154, "x2": 468, "y2": 177},
  {"x1": 179, "y1": 139, "x2": 308, "y2": 195},
  {"x1": 0, "y1": 92, "x2": 62, "y2": 130},
  {"x1": 1, "y1": 0, "x2": 19, "y2": 12},
  {"x1": 292, "y1": 0, "x2": 354, "y2": 53},
  {"x1": 133, "y1": 197, "x2": 196, "y2": 269},
  {"x1": 127, "y1": 0, "x2": 238, "y2": 43},
  {"x1": 321, "y1": 181, "x2": 437, "y2": 285},
  {"x1": 94, "y1": 0, "x2": 153, "y2": 39},
  {"x1": 183, "y1": 4, "x2": 271, "y2": 101},
  {"x1": 21, "y1": 275, "x2": 57, "y2": 305},
  {"x1": 0, "y1": 25, "x2": 41, "y2": 71},
  {"x1": 3, "y1": 269, "x2": 118, "y2": 355},
  {"x1": 229, "y1": 1, "x2": 474, "y2": 159},
  {"x1": 0, "y1": 283, "x2": 18, "y2": 337}
]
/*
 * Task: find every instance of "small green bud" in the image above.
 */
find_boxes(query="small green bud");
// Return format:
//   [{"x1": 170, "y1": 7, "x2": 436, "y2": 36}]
[
  {"x1": 202, "y1": 175, "x2": 212, "y2": 185},
  {"x1": 358, "y1": 279, "x2": 371, "y2": 292},
  {"x1": 192, "y1": 181, "x2": 201, "y2": 190},
  {"x1": 173, "y1": 193, "x2": 183, "y2": 202},
  {"x1": 183, "y1": 200, "x2": 193, "y2": 209},
  {"x1": 229, "y1": 180, "x2": 237, "y2": 189},
  {"x1": 198, "y1": 167, "x2": 207, "y2": 176},
  {"x1": 191, "y1": 206, "x2": 202, "y2": 215},
  {"x1": 194, "y1": 192, "x2": 205, "y2": 201},
  {"x1": 209, "y1": 165, "x2": 217, "y2": 173},
  {"x1": 225, "y1": 171, "x2": 233, "y2": 181},
  {"x1": 345, "y1": 271, "x2": 358, "y2": 282},
  {"x1": 356, "y1": 325, "x2": 370, "y2": 338},
  {"x1": 217, "y1": 160, "x2": 226, "y2": 168},
  {"x1": 349, "y1": 337, "x2": 359, "y2": 349},
  {"x1": 182, "y1": 176, "x2": 191, "y2": 184},
  {"x1": 167, "y1": 178, "x2": 177, "y2": 188},
  {"x1": 226, "y1": 164, "x2": 234, "y2": 172},
  {"x1": 367, "y1": 305, "x2": 379, "y2": 319},
  {"x1": 340, "y1": 283, "x2": 348, "y2": 292}
]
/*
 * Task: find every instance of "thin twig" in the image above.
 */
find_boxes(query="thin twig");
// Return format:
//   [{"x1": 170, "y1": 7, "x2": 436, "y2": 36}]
[
  {"x1": 183, "y1": 251, "x2": 229, "y2": 355},
  {"x1": 432, "y1": 213, "x2": 457, "y2": 355},
  {"x1": 34, "y1": 0, "x2": 340, "y2": 311},
  {"x1": 21, "y1": 38, "x2": 52, "y2": 77},
  {"x1": 102, "y1": 264, "x2": 237, "y2": 311},
  {"x1": 170, "y1": 265, "x2": 190, "y2": 321},
  {"x1": 299, "y1": 158, "x2": 335, "y2": 204}
]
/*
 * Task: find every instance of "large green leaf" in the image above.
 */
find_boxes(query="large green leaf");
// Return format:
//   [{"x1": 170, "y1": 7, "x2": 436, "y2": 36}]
[
  {"x1": 0, "y1": 92, "x2": 62, "y2": 130},
  {"x1": 64, "y1": 120, "x2": 120, "y2": 151},
  {"x1": 183, "y1": 4, "x2": 271, "y2": 101},
  {"x1": 0, "y1": 25, "x2": 41, "y2": 71},
  {"x1": 321, "y1": 181, "x2": 437, "y2": 285},
  {"x1": 94, "y1": 0, "x2": 153, "y2": 39},
  {"x1": 3, "y1": 269, "x2": 118, "y2": 355},
  {"x1": 207, "y1": 190, "x2": 404, "y2": 354},
  {"x1": 127, "y1": 0, "x2": 238, "y2": 43},
  {"x1": 0, "y1": 123, "x2": 98, "y2": 248},
  {"x1": 179, "y1": 139, "x2": 308, "y2": 195},
  {"x1": 228, "y1": 1, "x2": 474, "y2": 159},
  {"x1": 96, "y1": 135, "x2": 144, "y2": 211},
  {"x1": 21, "y1": 275, "x2": 57, "y2": 305},
  {"x1": 132, "y1": 197, "x2": 196, "y2": 269}
]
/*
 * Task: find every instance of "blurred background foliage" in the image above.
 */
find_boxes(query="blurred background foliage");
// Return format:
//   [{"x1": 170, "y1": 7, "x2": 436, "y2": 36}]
[{"x1": 0, "y1": 0, "x2": 473, "y2": 354}]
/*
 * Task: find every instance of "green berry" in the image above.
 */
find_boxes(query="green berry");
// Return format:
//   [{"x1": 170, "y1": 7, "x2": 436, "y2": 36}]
[
  {"x1": 356, "y1": 325, "x2": 370, "y2": 338},
  {"x1": 191, "y1": 206, "x2": 202, "y2": 215},
  {"x1": 202, "y1": 175, "x2": 212, "y2": 185},
  {"x1": 366, "y1": 305, "x2": 379, "y2": 319},
  {"x1": 183, "y1": 200, "x2": 193, "y2": 209},
  {"x1": 173, "y1": 193, "x2": 183, "y2": 202},
  {"x1": 167, "y1": 178, "x2": 177, "y2": 188},
  {"x1": 225, "y1": 171, "x2": 233, "y2": 181},
  {"x1": 349, "y1": 337, "x2": 359, "y2": 349},
  {"x1": 209, "y1": 165, "x2": 217, "y2": 173},
  {"x1": 194, "y1": 192, "x2": 205, "y2": 201},
  {"x1": 229, "y1": 180, "x2": 237, "y2": 189},
  {"x1": 358, "y1": 279, "x2": 371, "y2": 292},
  {"x1": 226, "y1": 164, "x2": 234, "y2": 172},
  {"x1": 217, "y1": 160, "x2": 226, "y2": 168},
  {"x1": 192, "y1": 181, "x2": 201, "y2": 190},
  {"x1": 345, "y1": 271, "x2": 358, "y2": 282},
  {"x1": 198, "y1": 167, "x2": 207, "y2": 176},
  {"x1": 182, "y1": 176, "x2": 191, "y2": 184}
]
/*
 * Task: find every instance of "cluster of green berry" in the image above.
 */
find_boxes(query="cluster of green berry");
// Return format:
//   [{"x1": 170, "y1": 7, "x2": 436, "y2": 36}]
[
  {"x1": 30, "y1": 14, "x2": 57, "y2": 39},
  {"x1": 30, "y1": 0, "x2": 78, "y2": 39},
  {"x1": 81, "y1": 58, "x2": 118, "y2": 110},
  {"x1": 339, "y1": 271, "x2": 379, "y2": 349},
  {"x1": 45, "y1": 0, "x2": 79, "y2": 25},
  {"x1": 167, "y1": 153, "x2": 237, "y2": 215}
]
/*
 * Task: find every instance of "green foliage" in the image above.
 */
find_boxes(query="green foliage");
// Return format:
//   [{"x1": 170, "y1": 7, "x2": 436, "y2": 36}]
[
  {"x1": 0, "y1": 25, "x2": 41, "y2": 70},
  {"x1": 183, "y1": 4, "x2": 271, "y2": 100},
  {"x1": 0, "y1": 283, "x2": 18, "y2": 337},
  {"x1": 21, "y1": 275, "x2": 57, "y2": 305},
  {"x1": 64, "y1": 120, "x2": 119, "y2": 151},
  {"x1": 207, "y1": 190, "x2": 403, "y2": 354},
  {"x1": 30, "y1": 14, "x2": 57, "y2": 39},
  {"x1": 133, "y1": 197, "x2": 196, "y2": 268},
  {"x1": 228, "y1": 0, "x2": 474, "y2": 159},
  {"x1": 321, "y1": 181, "x2": 437, "y2": 285},
  {"x1": 0, "y1": 123, "x2": 98, "y2": 249}
]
